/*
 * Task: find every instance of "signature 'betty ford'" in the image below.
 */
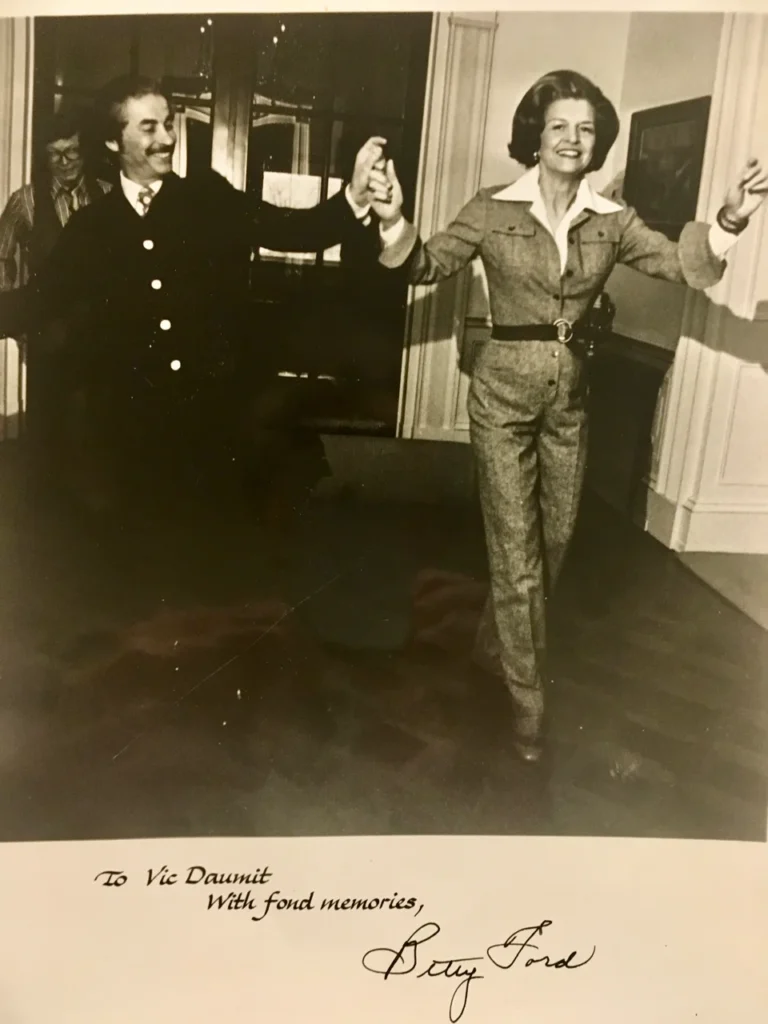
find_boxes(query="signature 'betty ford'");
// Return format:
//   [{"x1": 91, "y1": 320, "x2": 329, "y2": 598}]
[{"x1": 362, "y1": 918, "x2": 595, "y2": 1021}]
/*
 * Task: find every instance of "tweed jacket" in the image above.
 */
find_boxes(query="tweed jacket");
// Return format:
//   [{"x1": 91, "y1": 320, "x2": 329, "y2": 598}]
[
  {"x1": 379, "y1": 180, "x2": 727, "y2": 329},
  {"x1": 0, "y1": 170, "x2": 366, "y2": 389}
]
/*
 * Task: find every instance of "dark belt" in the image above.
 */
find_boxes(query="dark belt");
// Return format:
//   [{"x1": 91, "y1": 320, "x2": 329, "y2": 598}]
[{"x1": 491, "y1": 318, "x2": 588, "y2": 344}]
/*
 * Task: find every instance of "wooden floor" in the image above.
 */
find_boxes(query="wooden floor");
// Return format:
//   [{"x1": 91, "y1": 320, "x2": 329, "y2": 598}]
[
  {"x1": 0, "y1": 440, "x2": 765, "y2": 843},
  {"x1": 679, "y1": 551, "x2": 768, "y2": 631}
]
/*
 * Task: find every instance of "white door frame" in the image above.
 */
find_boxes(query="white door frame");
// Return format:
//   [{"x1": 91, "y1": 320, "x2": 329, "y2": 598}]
[{"x1": 0, "y1": 17, "x2": 33, "y2": 442}]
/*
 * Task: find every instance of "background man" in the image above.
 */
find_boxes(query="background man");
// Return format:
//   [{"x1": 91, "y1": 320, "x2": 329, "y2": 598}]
[{"x1": 0, "y1": 108, "x2": 111, "y2": 481}]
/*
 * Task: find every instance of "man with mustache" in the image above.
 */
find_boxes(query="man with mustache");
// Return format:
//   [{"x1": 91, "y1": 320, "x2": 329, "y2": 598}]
[{"x1": 0, "y1": 75, "x2": 391, "y2": 517}]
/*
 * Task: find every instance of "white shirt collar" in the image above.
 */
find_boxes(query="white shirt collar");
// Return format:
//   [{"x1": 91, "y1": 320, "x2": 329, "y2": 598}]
[
  {"x1": 491, "y1": 166, "x2": 622, "y2": 216},
  {"x1": 120, "y1": 173, "x2": 164, "y2": 212}
]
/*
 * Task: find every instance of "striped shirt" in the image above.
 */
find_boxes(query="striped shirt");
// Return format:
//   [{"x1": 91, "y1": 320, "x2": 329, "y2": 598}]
[{"x1": 0, "y1": 176, "x2": 112, "y2": 291}]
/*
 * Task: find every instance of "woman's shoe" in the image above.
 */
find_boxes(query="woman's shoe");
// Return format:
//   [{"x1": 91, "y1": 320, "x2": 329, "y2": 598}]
[
  {"x1": 509, "y1": 685, "x2": 545, "y2": 763},
  {"x1": 512, "y1": 713, "x2": 544, "y2": 763}
]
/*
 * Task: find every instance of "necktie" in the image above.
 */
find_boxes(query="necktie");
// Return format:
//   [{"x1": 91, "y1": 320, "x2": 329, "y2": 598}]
[
  {"x1": 138, "y1": 187, "x2": 154, "y2": 216},
  {"x1": 61, "y1": 189, "x2": 80, "y2": 225}
]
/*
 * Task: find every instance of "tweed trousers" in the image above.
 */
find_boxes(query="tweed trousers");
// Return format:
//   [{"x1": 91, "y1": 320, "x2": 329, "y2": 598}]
[{"x1": 467, "y1": 337, "x2": 589, "y2": 712}]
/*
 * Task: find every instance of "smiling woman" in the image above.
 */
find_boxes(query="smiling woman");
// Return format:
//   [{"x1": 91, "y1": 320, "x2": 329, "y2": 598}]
[
  {"x1": 372, "y1": 66, "x2": 768, "y2": 766},
  {"x1": 507, "y1": 69, "x2": 619, "y2": 185}
]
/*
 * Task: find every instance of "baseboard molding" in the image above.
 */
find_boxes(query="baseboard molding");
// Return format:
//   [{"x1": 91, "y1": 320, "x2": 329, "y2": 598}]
[
  {"x1": 409, "y1": 426, "x2": 471, "y2": 444},
  {"x1": 677, "y1": 500, "x2": 768, "y2": 554},
  {"x1": 644, "y1": 489, "x2": 678, "y2": 549},
  {"x1": 644, "y1": 483, "x2": 768, "y2": 553}
]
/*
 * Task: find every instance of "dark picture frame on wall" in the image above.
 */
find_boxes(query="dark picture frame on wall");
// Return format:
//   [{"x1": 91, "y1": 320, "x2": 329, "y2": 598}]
[{"x1": 622, "y1": 96, "x2": 712, "y2": 242}]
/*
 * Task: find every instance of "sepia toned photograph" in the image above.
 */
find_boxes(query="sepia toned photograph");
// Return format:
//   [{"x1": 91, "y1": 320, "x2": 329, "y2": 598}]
[{"x1": 0, "y1": 8, "x2": 766, "y2": 848}]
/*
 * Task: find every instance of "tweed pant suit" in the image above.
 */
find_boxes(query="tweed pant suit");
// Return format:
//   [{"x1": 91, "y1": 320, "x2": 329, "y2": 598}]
[{"x1": 380, "y1": 167, "x2": 727, "y2": 714}]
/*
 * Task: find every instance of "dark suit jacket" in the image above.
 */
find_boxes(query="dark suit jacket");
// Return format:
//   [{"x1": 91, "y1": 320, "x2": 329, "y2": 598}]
[{"x1": 0, "y1": 170, "x2": 365, "y2": 395}]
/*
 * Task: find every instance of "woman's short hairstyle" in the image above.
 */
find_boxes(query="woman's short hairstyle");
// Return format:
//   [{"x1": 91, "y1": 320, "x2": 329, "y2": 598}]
[
  {"x1": 508, "y1": 69, "x2": 619, "y2": 172},
  {"x1": 94, "y1": 75, "x2": 173, "y2": 145}
]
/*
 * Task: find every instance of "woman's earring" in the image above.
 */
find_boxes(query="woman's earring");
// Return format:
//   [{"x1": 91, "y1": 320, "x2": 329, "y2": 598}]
[{"x1": 533, "y1": 150, "x2": 540, "y2": 163}]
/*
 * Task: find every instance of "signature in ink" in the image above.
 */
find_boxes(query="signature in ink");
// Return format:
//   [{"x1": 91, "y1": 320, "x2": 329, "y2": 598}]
[{"x1": 362, "y1": 920, "x2": 595, "y2": 1022}]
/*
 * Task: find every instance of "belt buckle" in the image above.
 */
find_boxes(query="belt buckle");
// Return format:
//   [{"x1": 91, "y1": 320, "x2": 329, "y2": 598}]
[{"x1": 554, "y1": 318, "x2": 573, "y2": 344}]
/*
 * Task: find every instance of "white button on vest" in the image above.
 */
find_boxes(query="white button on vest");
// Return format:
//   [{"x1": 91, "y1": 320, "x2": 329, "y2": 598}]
[
  {"x1": 160, "y1": 319, "x2": 171, "y2": 331},
  {"x1": 143, "y1": 240, "x2": 154, "y2": 250},
  {"x1": 170, "y1": 360, "x2": 181, "y2": 371},
  {"x1": 151, "y1": 279, "x2": 162, "y2": 290}
]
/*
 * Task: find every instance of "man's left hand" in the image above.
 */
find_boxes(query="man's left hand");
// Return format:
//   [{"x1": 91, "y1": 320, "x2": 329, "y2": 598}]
[{"x1": 723, "y1": 158, "x2": 768, "y2": 222}]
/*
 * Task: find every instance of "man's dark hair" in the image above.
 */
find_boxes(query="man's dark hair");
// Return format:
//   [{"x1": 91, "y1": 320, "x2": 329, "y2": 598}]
[
  {"x1": 94, "y1": 74, "x2": 174, "y2": 144},
  {"x1": 40, "y1": 108, "x2": 86, "y2": 147},
  {"x1": 31, "y1": 106, "x2": 103, "y2": 270},
  {"x1": 508, "y1": 69, "x2": 619, "y2": 172}
]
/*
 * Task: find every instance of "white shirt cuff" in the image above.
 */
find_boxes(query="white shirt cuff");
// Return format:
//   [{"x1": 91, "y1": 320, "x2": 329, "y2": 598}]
[
  {"x1": 344, "y1": 184, "x2": 371, "y2": 224},
  {"x1": 708, "y1": 221, "x2": 740, "y2": 258},
  {"x1": 380, "y1": 217, "x2": 407, "y2": 247}
]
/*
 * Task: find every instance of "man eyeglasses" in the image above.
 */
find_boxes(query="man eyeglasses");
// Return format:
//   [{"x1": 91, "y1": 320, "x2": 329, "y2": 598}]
[
  {"x1": 0, "y1": 108, "x2": 111, "y2": 488},
  {"x1": 0, "y1": 109, "x2": 111, "y2": 291}
]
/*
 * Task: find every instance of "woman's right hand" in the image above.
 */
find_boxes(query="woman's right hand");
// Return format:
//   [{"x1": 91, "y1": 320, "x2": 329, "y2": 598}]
[{"x1": 371, "y1": 159, "x2": 404, "y2": 229}]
